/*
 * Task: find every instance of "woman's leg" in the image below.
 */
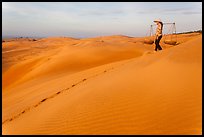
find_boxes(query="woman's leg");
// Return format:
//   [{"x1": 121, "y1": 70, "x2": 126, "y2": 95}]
[
  {"x1": 157, "y1": 36, "x2": 162, "y2": 50},
  {"x1": 155, "y1": 38, "x2": 158, "y2": 51}
]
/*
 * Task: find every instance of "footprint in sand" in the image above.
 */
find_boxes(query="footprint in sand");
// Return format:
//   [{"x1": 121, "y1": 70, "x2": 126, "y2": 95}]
[
  {"x1": 56, "y1": 91, "x2": 61, "y2": 94},
  {"x1": 34, "y1": 104, "x2": 38, "y2": 107},
  {"x1": 82, "y1": 79, "x2": 87, "y2": 81},
  {"x1": 41, "y1": 98, "x2": 47, "y2": 103}
]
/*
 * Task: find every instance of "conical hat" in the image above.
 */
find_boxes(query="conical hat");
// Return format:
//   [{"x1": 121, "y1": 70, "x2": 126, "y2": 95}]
[{"x1": 154, "y1": 19, "x2": 162, "y2": 23}]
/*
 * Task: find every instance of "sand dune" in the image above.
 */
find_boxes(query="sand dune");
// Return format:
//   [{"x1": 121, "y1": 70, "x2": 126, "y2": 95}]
[{"x1": 2, "y1": 33, "x2": 202, "y2": 135}]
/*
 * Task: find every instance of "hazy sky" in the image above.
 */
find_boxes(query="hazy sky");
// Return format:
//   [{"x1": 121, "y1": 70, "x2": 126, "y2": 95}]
[{"x1": 2, "y1": 2, "x2": 202, "y2": 38}]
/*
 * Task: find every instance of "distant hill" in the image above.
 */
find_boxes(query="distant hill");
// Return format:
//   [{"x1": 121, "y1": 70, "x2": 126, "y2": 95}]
[{"x1": 176, "y1": 30, "x2": 202, "y2": 34}]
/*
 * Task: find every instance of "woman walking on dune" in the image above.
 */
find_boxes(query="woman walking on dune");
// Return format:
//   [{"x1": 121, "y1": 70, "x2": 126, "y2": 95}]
[{"x1": 154, "y1": 19, "x2": 163, "y2": 51}]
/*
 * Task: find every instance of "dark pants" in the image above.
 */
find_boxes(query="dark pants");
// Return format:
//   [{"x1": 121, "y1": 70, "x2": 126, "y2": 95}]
[{"x1": 155, "y1": 35, "x2": 162, "y2": 51}]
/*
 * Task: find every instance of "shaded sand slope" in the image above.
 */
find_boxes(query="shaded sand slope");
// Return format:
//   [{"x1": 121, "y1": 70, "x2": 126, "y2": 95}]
[
  {"x1": 3, "y1": 36, "x2": 149, "y2": 90},
  {"x1": 2, "y1": 37, "x2": 78, "y2": 73},
  {"x1": 2, "y1": 34, "x2": 202, "y2": 134}
]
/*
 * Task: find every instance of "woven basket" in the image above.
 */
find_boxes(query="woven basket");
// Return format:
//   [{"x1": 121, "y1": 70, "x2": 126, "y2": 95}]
[
  {"x1": 144, "y1": 39, "x2": 154, "y2": 44},
  {"x1": 164, "y1": 40, "x2": 177, "y2": 45}
]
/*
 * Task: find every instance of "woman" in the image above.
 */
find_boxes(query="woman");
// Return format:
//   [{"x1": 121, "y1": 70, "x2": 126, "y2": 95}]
[{"x1": 154, "y1": 19, "x2": 163, "y2": 51}]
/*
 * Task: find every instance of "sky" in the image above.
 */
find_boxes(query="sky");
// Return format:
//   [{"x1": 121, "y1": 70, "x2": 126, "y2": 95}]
[{"x1": 2, "y1": 2, "x2": 202, "y2": 38}]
